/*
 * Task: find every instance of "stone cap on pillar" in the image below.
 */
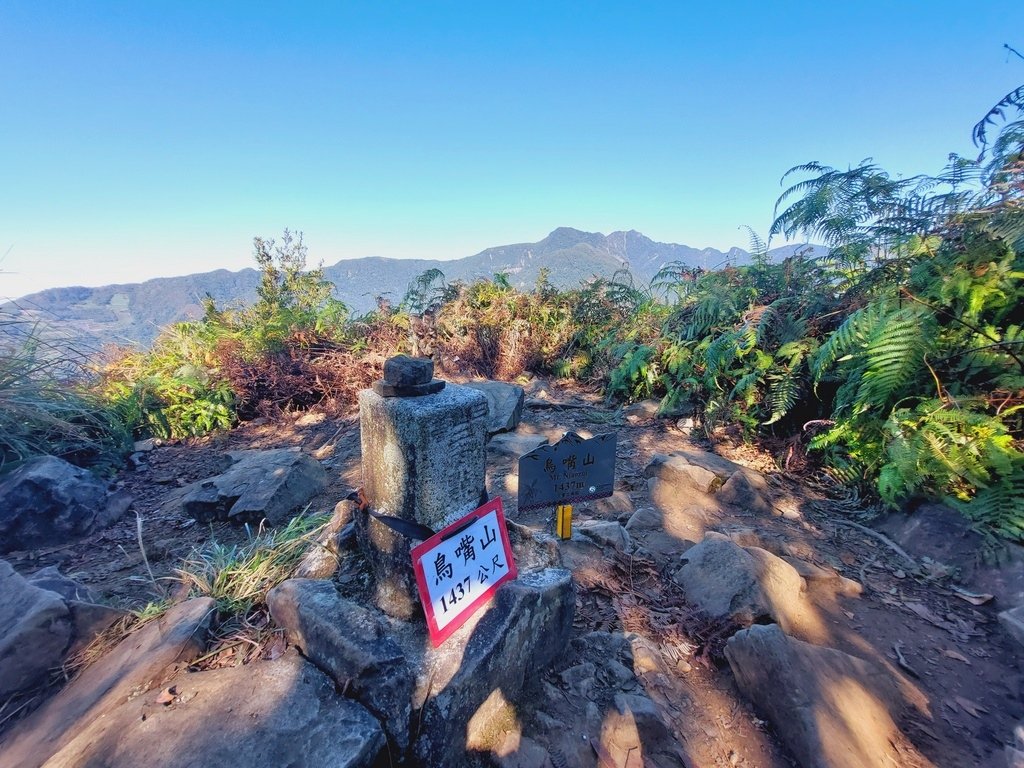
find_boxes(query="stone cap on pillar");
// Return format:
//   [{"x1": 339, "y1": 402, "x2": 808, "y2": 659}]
[{"x1": 374, "y1": 355, "x2": 445, "y2": 397}]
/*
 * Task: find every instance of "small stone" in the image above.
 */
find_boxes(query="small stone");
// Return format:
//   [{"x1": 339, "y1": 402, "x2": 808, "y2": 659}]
[
  {"x1": 644, "y1": 454, "x2": 721, "y2": 494},
  {"x1": 487, "y1": 432, "x2": 548, "y2": 458},
  {"x1": 576, "y1": 520, "x2": 631, "y2": 551},
  {"x1": 383, "y1": 354, "x2": 434, "y2": 387}
]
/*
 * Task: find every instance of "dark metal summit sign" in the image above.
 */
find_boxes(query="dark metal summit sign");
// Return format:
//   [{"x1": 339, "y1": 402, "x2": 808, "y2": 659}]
[{"x1": 517, "y1": 431, "x2": 617, "y2": 512}]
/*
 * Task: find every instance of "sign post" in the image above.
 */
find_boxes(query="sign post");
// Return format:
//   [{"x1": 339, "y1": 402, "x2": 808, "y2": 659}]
[
  {"x1": 410, "y1": 497, "x2": 518, "y2": 647},
  {"x1": 518, "y1": 432, "x2": 616, "y2": 539}
]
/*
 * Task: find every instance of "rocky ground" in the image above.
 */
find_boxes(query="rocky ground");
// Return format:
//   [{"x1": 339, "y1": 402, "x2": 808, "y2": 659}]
[{"x1": 2, "y1": 377, "x2": 1023, "y2": 767}]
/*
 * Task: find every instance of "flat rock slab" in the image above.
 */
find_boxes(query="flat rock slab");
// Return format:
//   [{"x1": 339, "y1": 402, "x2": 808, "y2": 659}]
[
  {"x1": 169, "y1": 448, "x2": 327, "y2": 525},
  {"x1": 1, "y1": 598, "x2": 215, "y2": 768},
  {"x1": 268, "y1": 579, "x2": 412, "y2": 750},
  {"x1": 0, "y1": 456, "x2": 131, "y2": 554},
  {"x1": 725, "y1": 624, "x2": 913, "y2": 768},
  {"x1": 0, "y1": 559, "x2": 72, "y2": 699},
  {"x1": 465, "y1": 380, "x2": 526, "y2": 434},
  {"x1": 42, "y1": 652, "x2": 385, "y2": 768},
  {"x1": 673, "y1": 532, "x2": 806, "y2": 632}
]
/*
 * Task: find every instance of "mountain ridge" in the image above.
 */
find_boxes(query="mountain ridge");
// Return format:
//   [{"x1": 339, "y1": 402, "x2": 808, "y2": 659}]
[{"x1": 4, "y1": 228, "x2": 820, "y2": 350}]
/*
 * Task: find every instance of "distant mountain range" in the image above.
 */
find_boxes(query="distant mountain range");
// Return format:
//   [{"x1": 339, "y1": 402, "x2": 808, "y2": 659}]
[{"x1": 3, "y1": 228, "x2": 822, "y2": 351}]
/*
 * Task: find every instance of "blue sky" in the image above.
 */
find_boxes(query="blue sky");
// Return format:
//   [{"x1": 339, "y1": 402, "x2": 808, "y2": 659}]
[{"x1": 1, "y1": 1, "x2": 1019, "y2": 298}]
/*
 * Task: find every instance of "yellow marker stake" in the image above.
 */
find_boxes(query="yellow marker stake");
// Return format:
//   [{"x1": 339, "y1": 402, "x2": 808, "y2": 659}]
[{"x1": 555, "y1": 504, "x2": 573, "y2": 539}]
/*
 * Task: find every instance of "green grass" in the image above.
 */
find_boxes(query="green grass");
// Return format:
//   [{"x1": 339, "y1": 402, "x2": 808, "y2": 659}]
[{"x1": 172, "y1": 512, "x2": 329, "y2": 615}]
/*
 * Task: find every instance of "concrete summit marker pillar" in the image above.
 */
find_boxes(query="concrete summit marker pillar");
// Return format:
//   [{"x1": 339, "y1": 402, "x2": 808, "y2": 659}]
[{"x1": 357, "y1": 355, "x2": 489, "y2": 618}]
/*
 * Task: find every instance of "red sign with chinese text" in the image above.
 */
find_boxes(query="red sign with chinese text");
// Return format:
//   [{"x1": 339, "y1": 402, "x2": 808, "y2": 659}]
[{"x1": 411, "y1": 497, "x2": 517, "y2": 647}]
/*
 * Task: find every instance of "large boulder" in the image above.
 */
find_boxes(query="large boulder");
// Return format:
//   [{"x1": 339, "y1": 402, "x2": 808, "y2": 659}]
[
  {"x1": 466, "y1": 380, "x2": 526, "y2": 434},
  {"x1": 725, "y1": 624, "x2": 913, "y2": 768},
  {"x1": 0, "y1": 598, "x2": 216, "y2": 768},
  {"x1": 267, "y1": 579, "x2": 413, "y2": 751},
  {"x1": 0, "y1": 456, "x2": 131, "y2": 553},
  {"x1": 409, "y1": 568, "x2": 575, "y2": 765},
  {"x1": 0, "y1": 560, "x2": 72, "y2": 699},
  {"x1": 41, "y1": 652, "x2": 385, "y2": 768},
  {"x1": 168, "y1": 448, "x2": 327, "y2": 525},
  {"x1": 673, "y1": 532, "x2": 806, "y2": 632}
]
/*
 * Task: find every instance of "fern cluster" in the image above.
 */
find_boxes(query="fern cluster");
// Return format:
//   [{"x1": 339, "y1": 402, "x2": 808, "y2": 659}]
[{"x1": 599, "y1": 83, "x2": 1024, "y2": 540}]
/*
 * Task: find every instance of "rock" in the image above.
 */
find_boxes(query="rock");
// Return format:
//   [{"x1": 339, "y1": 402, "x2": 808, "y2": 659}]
[
  {"x1": 666, "y1": 448, "x2": 744, "y2": 481},
  {"x1": 1000, "y1": 605, "x2": 1024, "y2": 650},
  {"x1": 267, "y1": 579, "x2": 413, "y2": 751},
  {"x1": 410, "y1": 568, "x2": 574, "y2": 766},
  {"x1": 716, "y1": 469, "x2": 774, "y2": 516},
  {"x1": 623, "y1": 399, "x2": 661, "y2": 424},
  {"x1": 26, "y1": 565, "x2": 128, "y2": 653},
  {"x1": 293, "y1": 499, "x2": 356, "y2": 579},
  {"x1": 0, "y1": 597, "x2": 215, "y2": 768},
  {"x1": 26, "y1": 566, "x2": 98, "y2": 603},
  {"x1": 170, "y1": 448, "x2": 327, "y2": 525},
  {"x1": 587, "y1": 490, "x2": 634, "y2": 520},
  {"x1": 599, "y1": 693, "x2": 686, "y2": 767},
  {"x1": 0, "y1": 456, "x2": 131, "y2": 553},
  {"x1": 783, "y1": 556, "x2": 864, "y2": 598},
  {"x1": 384, "y1": 354, "x2": 434, "y2": 387},
  {"x1": 0, "y1": 559, "x2": 72, "y2": 698},
  {"x1": 488, "y1": 432, "x2": 549, "y2": 458},
  {"x1": 133, "y1": 438, "x2": 157, "y2": 452},
  {"x1": 506, "y1": 520, "x2": 562, "y2": 571},
  {"x1": 494, "y1": 734, "x2": 552, "y2": 768},
  {"x1": 465, "y1": 380, "x2": 526, "y2": 434},
  {"x1": 1008, "y1": 723, "x2": 1024, "y2": 768},
  {"x1": 725, "y1": 624, "x2": 908, "y2": 768},
  {"x1": 42, "y1": 651, "x2": 385, "y2": 768},
  {"x1": 644, "y1": 454, "x2": 722, "y2": 494},
  {"x1": 673, "y1": 532, "x2": 806, "y2": 632},
  {"x1": 576, "y1": 520, "x2": 631, "y2": 551},
  {"x1": 65, "y1": 600, "x2": 127, "y2": 654},
  {"x1": 643, "y1": 478, "x2": 716, "y2": 549}
]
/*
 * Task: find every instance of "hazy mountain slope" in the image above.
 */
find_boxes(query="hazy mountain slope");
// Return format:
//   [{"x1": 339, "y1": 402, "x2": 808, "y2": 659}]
[{"x1": 3, "y1": 229, "x2": 820, "y2": 350}]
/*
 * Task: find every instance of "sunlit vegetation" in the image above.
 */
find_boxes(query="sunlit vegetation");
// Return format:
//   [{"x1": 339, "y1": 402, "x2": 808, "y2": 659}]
[{"x1": 4, "y1": 84, "x2": 1020, "y2": 543}]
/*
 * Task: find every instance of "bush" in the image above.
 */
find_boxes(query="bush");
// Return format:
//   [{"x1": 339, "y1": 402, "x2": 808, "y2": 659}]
[{"x1": 0, "y1": 318, "x2": 129, "y2": 473}]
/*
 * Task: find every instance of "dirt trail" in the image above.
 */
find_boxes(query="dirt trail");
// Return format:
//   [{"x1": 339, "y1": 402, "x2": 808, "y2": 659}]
[{"x1": 5, "y1": 380, "x2": 1021, "y2": 767}]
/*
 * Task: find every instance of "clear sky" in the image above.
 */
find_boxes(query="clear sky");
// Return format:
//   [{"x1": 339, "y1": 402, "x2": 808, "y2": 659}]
[{"x1": 1, "y1": 1, "x2": 1019, "y2": 299}]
